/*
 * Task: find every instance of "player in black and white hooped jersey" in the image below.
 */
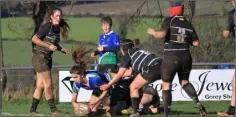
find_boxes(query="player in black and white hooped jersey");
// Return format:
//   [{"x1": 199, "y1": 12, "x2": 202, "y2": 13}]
[{"x1": 100, "y1": 39, "x2": 162, "y2": 117}]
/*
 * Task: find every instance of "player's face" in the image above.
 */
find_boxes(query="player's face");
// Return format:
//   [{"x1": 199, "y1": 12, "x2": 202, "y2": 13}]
[
  {"x1": 101, "y1": 22, "x2": 111, "y2": 34},
  {"x1": 51, "y1": 10, "x2": 62, "y2": 25},
  {"x1": 232, "y1": 0, "x2": 236, "y2": 6},
  {"x1": 71, "y1": 73, "x2": 82, "y2": 83}
]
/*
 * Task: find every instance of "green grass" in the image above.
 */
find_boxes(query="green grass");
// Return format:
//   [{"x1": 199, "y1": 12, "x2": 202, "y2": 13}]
[
  {"x1": 1, "y1": 17, "x2": 160, "y2": 42},
  {"x1": 2, "y1": 99, "x2": 230, "y2": 117},
  {"x1": 0, "y1": 17, "x2": 228, "y2": 66},
  {"x1": 1, "y1": 17, "x2": 161, "y2": 66}
]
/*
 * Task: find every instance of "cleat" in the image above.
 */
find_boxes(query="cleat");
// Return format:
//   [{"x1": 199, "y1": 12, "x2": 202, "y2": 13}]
[
  {"x1": 121, "y1": 108, "x2": 134, "y2": 115},
  {"x1": 217, "y1": 106, "x2": 235, "y2": 117},
  {"x1": 130, "y1": 112, "x2": 140, "y2": 117},
  {"x1": 30, "y1": 111, "x2": 42, "y2": 116},
  {"x1": 197, "y1": 104, "x2": 207, "y2": 117}
]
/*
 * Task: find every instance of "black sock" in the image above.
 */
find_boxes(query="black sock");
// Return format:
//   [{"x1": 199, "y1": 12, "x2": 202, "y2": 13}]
[
  {"x1": 30, "y1": 97, "x2": 40, "y2": 113},
  {"x1": 47, "y1": 99, "x2": 57, "y2": 112},
  {"x1": 88, "y1": 112, "x2": 96, "y2": 117},
  {"x1": 183, "y1": 83, "x2": 200, "y2": 104},
  {"x1": 131, "y1": 97, "x2": 139, "y2": 113},
  {"x1": 137, "y1": 108, "x2": 144, "y2": 114},
  {"x1": 162, "y1": 90, "x2": 172, "y2": 115},
  {"x1": 226, "y1": 105, "x2": 235, "y2": 115}
]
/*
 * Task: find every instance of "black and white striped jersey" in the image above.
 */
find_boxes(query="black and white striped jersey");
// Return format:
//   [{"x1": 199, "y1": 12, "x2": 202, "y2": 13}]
[
  {"x1": 160, "y1": 15, "x2": 199, "y2": 51},
  {"x1": 120, "y1": 48, "x2": 161, "y2": 73}
]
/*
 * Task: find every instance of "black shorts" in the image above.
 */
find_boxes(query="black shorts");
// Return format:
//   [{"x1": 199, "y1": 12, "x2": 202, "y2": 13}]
[
  {"x1": 92, "y1": 89, "x2": 102, "y2": 97},
  {"x1": 32, "y1": 50, "x2": 52, "y2": 73},
  {"x1": 143, "y1": 85, "x2": 160, "y2": 108},
  {"x1": 97, "y1": 64, "x2": 118, "y2": 73},
  {"x1": 141, "y1": 61, "x2": 161, "y2": 83},
  {"x1": 161, "y1": 50, "x2": 192, "y2": 83},
  {"x1": 110, "y1": 78, "x2": 132, "y2": 107}
]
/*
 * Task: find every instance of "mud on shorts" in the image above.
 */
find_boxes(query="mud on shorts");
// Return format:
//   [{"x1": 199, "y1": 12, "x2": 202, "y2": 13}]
[
  {"x1": 161, "y1": 50, "x2": 192, "y2": 83},
  {"x1": 32, "y1": 50, "x2": 52, "y2": 73},
  {"x1": 141, "y1": 60, "x2": 162, "y2": 83}
]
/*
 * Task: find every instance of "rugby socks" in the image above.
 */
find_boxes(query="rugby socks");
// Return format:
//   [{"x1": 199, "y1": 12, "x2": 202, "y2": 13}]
[
  {"x1": 88, "y1": 112, "x2": 96, "y2": 117},
  {"x1": 182, "y1": 83, "x2": 200, "y2": 104},
  {"x1": 47, "y1": 99, "x2": 57, "y2": 112},
  {"x1": 131, "y1": 97, "x2": 140, "y2": 112},
  {"x1": 162, "y1": 90, "x2": 172, "y2": 116},
  {"x1": 30, "y1": 97, "x2": 40, "y2": 113},
  {"x1": 137, "y1": 108, "x2": 144, "y2": 114},
  {"x1": 226, "y1": 105, "x2": 235, "y2": 115}
]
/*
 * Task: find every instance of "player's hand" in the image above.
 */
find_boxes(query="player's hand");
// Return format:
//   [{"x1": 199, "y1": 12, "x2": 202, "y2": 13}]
[
  {"x1": 48, "y1": 44, "x2": 57, "y2": 51},
  {"x1": 90, "y1": 52, "x2": 96, "y2": 58},
  {"x1": 97, "y1": 46, "x2": 104, "y2": 52},
  {"x1": 100, "y1": 84, "x2": 110, "y2": 91},
  {"x1": 147, "y1": 28, "x2": 156, "y2": 36},
  {"x1": 233, "y1": 58, "x2": 236, "y2": 63},
  {"x1": 192, "y1": 40, "x2": 199, "y2": 47},
  {"x1": 89, "y1": 101, "x2": 98, "y2": 110},
  {"x1": 61, "y1": 48, "x2": 70, "y2": 55}
]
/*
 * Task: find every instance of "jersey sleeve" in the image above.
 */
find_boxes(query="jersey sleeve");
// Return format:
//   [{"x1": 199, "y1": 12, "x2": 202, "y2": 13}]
[
  {"x1": 72, "y1": 83, "x2": 79, "y2": 93},
  {"x1": 191, "y1": 26, "x2": 199, "y2": 41},
  {"x1": 103, "y1": 34, "x2": 120, "y2": 52},
  {"x1": 160, "y1": 18, "x2": 170, "y2": 33},
  {"x1": 225, "y1": 10, "x2": 234, "y2": 32},
  {"x1": 120, "y1": 53, "x2": 132, "y2": 68},
  {"x1": 35, "y1": 23, "x2": 51, "y2": 40}
]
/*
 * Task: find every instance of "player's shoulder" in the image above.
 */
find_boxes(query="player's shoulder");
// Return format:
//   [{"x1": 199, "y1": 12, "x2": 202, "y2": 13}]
[
  {"x1": 163, "y1": 17, "x2": 173, "y2": 23},
  {"x1": 85, "y1": 70, "x2": 100, "y2": 77},
  {"x1": 229, "y1": 9, "x2": 235, "y2": 15},
  {"x1": 41, "y1": 22, "x2": 51, "y2": 29},
  {"x1": 110, "y1": 31, "x2": 119, "y2": 37}
]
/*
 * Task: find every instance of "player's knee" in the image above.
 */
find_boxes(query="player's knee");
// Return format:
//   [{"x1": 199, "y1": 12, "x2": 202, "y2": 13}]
[
  {"x1": 130, "y1": 83, "x2": 139, "y2": 90},
  {"x1": 181, "y1": 80, "x2": 189, "y2": 88},
  {"x1": 36, "y1": 84, "x2": 44, "y2": 91},
  {"x1": 162, "y1": 82, "x2": 171, "y2": 90},
  {"x1": 44, "y1": 84, "x2": 53, "y2": 90},
  {"x1": 143, "y1": 86, "x2": 157, "y2": 95}
]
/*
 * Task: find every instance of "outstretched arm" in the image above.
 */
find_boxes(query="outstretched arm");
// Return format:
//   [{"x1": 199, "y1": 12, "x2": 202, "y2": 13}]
[
  {"x1": 71, "y1": 93, "x2": 80, "y2": 114},
  {"x1": 100, "y1": 67, "x2": 127, "y2": 91}
]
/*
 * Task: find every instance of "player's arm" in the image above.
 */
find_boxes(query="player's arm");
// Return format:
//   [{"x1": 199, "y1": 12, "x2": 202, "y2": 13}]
[
  {"x1": 71, "y1": 83, "x2": 80, "y2": 111},
  {"x1": 96, "y1": 90, "x2": 108, "y2": 103},
  {"x1": 103, "y1": 35, "x2": 120, "y2": 52},
  {"x1": 147, "y1": 19, "x2": 168, "y2": 39},
  {"x1": 190, "y1": 25, "x2": 200, "y2": 47},
  {"x1": 54, "y1": 43, "x2": 62, "y2": 51},
  {"x1": 91, "y1": 37, "x2": 102, "y2": 57},
  {"x1": 223, "y1": 11, "x2": 234, "y2": 38},
  {"x1": 72, "y1": 93, "x2": 80, "y2": 113},
  {"x1": 32, "y1": 23, "x2": 51, "y2": 48},
  {"x1": 100, "y1": 54, "x2": 131, "y2": 91},
  {"x1": 54, "y1": 43, "x2": 69, "y2": 54}
]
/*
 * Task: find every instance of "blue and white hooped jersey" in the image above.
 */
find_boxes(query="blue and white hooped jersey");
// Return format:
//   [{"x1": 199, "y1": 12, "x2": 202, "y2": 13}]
[{"x1": 72, "y1": 71, "x2": 112, "y2": 93}]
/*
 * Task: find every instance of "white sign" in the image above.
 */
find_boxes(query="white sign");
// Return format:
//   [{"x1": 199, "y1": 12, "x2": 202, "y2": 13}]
[
  {"x1": 59, "y1": 69, "x2": 234, "y2": 102},
  {"x1": 150, "y1": 69, "x2": 234, "y2": 101},
  {"x1": 59, "y1": 71, "x2": 93, "y2": 102}
]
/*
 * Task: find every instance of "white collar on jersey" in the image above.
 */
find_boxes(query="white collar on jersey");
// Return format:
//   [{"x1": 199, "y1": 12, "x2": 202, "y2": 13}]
[{"x1": 103, "y1": 30, "x2": 114, "y2": 36}]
